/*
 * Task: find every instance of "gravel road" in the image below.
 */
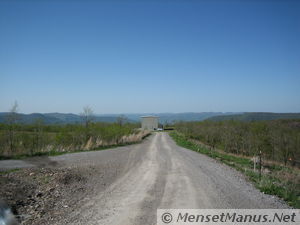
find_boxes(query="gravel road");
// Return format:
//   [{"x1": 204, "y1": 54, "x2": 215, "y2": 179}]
[{"x1": 0, "y1": 132, "x2": 287, "y2": 224}]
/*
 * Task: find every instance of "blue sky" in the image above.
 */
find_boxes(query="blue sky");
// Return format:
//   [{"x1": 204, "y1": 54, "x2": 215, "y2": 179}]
[{"x1": 0, "y1": 0, "x2": 299, "y2": 114}]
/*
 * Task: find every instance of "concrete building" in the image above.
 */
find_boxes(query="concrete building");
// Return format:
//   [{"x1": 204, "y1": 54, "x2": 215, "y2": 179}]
[{"x1": 141, "y1": 116, "x2": 159, "y2": 130}]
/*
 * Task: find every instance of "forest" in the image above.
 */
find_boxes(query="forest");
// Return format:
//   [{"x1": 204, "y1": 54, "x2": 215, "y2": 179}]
[{"x1": 174, "y1": 119, "x2": 300, "y2": 166}]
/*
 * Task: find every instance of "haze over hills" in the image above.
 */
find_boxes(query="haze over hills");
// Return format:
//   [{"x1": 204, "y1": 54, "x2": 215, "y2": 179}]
[
  {"x1": 1, "y1": 112, "x2": 300, "y2": 124},
  {"x1": 0, "y1": 112, "x2": 239, "y2": 124},
  {"x1": 119, "y1": 112, "x2": 239, "y2": 124},
  {"x1": 207, "y1": 112, "x2": 300, "y2": 122},
  {"x1": 0, "y1": 112, "x2": 122, "y2": 124}
]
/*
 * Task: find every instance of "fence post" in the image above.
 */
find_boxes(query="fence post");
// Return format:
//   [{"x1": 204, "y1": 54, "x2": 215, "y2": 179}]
[{"x1": 259, "y1": 151, "x2": 262, "y2": 180}]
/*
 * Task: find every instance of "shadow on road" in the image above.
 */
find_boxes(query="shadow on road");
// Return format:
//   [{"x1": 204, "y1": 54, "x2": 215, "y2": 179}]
[{"x1": 22, "y1": 156, "x2": 59, "y2": 168}]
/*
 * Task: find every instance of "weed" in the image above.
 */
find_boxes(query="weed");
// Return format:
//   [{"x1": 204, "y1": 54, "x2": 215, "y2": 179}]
[
  {"x1": 0, "y1": 168, "x2": 20, "y2": 175},
  {"x1": 170, "y1": 131, "x2": 300, "y2": 208}
]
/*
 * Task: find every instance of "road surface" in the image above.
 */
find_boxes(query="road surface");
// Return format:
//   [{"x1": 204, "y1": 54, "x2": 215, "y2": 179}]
[{"x1": 0, "y1": 132, "x2": 287, "y2": 224}]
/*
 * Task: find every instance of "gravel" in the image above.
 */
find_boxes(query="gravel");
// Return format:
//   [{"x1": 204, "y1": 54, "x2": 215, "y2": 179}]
[{"x1": 0, "y1": 133, "x2": 288, "y2": 225}]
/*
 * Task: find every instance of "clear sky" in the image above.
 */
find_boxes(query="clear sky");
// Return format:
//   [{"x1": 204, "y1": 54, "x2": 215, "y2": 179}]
[{"x1": 0, "y1": 0, "x2": 299, "y2": 114}]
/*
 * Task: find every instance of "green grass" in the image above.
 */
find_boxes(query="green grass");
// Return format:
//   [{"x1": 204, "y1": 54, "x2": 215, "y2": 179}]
[
  {"x1": 0, "y1": 168, "x2": 20, "y2": 175},
  {"x1": 170, "y1": 131, "x2": 300, "y2": 208}
]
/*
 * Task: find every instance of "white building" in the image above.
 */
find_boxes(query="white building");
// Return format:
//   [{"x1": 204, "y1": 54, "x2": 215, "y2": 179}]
[{"x1": 141, "y1": 116, "x2": 159, "y2": 130}]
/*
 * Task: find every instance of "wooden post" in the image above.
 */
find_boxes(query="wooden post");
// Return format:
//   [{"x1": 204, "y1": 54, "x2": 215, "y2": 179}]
[{"x1": 259, "y1": 151, "x2": 262, "y2": 180}]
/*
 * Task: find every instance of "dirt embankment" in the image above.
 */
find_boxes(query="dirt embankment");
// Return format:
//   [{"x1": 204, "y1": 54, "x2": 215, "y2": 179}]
[
  {"x1": 1, "y1": 167, "x2": 93, "y2": 224},
  {"x1": 1, "y1": 135, "x2": 147, "y2": 225}
]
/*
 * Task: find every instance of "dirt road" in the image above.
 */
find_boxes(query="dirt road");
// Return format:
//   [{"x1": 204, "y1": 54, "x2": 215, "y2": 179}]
[{"x1": 0, "y1": 132, "x2": 287, "y2": 224}]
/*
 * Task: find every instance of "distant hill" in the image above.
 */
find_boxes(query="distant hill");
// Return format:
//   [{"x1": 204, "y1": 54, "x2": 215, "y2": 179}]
[
  {"x1": 44, "y1": 113, "x2": 82, "y2": 123},
  {"x1": 0, "y1": 112, "x2": 240, "y2": 125},
  {"x1": 107, "y1": 112, "x2": 240, "y2": 124},
  {"x1": 207, "y1": 112, "x2": 300, "y2": 122},
  {"x1": 0, "y1": 112, "x2": 123, "y2": 124},
  {"x1": 1, "y1": 112, "x2": 299, "y2": 124},
  {"x1": 0, "y1": 112, "x2": 63, "y2": 124}
]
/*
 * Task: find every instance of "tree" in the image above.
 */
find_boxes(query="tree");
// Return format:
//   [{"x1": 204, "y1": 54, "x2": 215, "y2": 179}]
[
  {"x1": 116, "y1": 115, "x2": 128, "y2": 126},
  {"x1": 6, "y1": 101, "x2": 19, "y2": 154},
  {"x1": 33, "y1": 118, "x2": 44, "y2": 154},
  {"x1": 80, "y1": 106, "x2": 94, "y2": 142}
]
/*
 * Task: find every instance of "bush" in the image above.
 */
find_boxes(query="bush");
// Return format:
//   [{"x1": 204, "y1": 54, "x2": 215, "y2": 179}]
[{"x1": 0, "y1": 122, "x2": 140, "y2": 158}]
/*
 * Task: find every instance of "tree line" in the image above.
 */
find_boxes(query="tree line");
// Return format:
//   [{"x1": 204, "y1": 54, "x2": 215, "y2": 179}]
[
  {"x1": 0, "y1": 103, "x2": 141, "y2": 158},
  {"x1": 174, "y1": 119, "x2": 300, "y2": 166}
]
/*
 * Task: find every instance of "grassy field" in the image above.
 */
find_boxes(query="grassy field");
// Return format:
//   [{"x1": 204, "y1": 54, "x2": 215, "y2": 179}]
[
  {"x1": 0, "y1": 137, "x2": 149, "y2": 160},
  {"x1": 174, "y1": 120, "x2": 300, "y2": 167},
  {"x1": 0, "y1": 122, "x2": 149, "y2": 160},
  {"x1": 170, "y1": 131, "x2": 300, "y2": 208}
]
